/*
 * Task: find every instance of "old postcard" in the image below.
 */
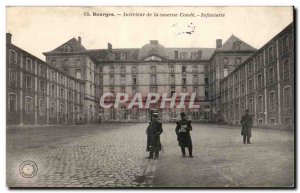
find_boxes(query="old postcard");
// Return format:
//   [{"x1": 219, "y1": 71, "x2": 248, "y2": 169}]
[{"x1": 6, "y1": 6, "x2": 295, "y2": 188}]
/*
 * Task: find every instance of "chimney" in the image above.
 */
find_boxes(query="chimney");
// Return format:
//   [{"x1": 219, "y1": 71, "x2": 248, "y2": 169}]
[
  {"x1": 6, "y1": 33, "x2": 12, "y2": 45},
  {"x1": 78, "y1": 36, "x2": 81, "y2": 44},
  {"x1": 198, "y1": 50, "x2": 202, "y2": 60},
  {"x1": 174, "y1": 50, "x2": 178, "y2": 59},
  {"x1": 108, "y1": 43, "x2": 112, "y2": 53},
  {"x1": 150, "y1": 40, "x2": 158, "y2": 44},
  {"x1": 216, "y1": 39, "x2": 222, "y2": 48}
]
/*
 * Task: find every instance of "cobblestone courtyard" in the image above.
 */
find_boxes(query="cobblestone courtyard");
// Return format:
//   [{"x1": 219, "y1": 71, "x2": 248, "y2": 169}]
[{"x1": 6, "y1": 123, "x2": 294, "y2": 188}]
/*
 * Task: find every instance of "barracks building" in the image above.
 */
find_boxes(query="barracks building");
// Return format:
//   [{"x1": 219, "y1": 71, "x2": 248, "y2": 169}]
[{"x1": 6, "y1": 22, "x2": 294, "y2": 128}]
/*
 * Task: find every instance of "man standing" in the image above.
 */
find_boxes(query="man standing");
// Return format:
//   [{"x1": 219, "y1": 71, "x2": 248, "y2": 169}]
[
  {"x1": 240, "y1": 109, "x2": 253, "y2": 144},
  {"x1": 146, "y1": 113, "x2": 163, "y2": 159},
  {"x1": 175, "y1": 112, "x2": 193, "y2": 158}
]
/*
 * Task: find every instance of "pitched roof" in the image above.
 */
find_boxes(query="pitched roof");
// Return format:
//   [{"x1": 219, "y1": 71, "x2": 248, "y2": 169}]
[
  {"x1": 165, "y1": 48, "x2": 216, "y2": 60},
  {"x1": 87, "y1": 48, "x2": 140, "y2": 61},
  {"x1": 217, "y1": 34, "x2": 256, "y2": 51},
  {"x1": 44, "y1": 38, "x2": 87, "y2": 54}
]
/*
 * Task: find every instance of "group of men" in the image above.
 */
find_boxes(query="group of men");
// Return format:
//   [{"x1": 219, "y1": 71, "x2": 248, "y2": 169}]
[{"x1": 146, "y1": 110, "x2": 253, "y2": 159}]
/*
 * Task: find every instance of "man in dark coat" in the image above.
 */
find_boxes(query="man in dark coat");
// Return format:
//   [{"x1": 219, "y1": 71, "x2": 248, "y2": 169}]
[
  {"x1": 146, "y1": 113, "x2": 163, "y2": 159},
  {"x1": 175, "y1": 112, "x2": 193, "y2": 157},
  {"x1": 240, "y1": 109, "x2": 253, "y2": 144}
]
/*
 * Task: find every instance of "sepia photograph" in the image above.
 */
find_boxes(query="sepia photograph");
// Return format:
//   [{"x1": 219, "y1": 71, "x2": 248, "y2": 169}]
[{"x1": 5, "y1": 6, "x2": 295, "y2": 188}]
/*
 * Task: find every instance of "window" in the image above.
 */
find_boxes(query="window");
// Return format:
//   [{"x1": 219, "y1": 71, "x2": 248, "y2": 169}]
[
  {"x1": 151, "y1": 75, "x2": 156, "y2": 84},
  {"x1": 60, "y1": 88, "x2": 64, "y2": 99},
  {"x1": 191, "y1": 52, "x2": 198, "y2": 60},
  {"x1": 193, "y1": 75, "x2": 199, "y2": 84},
  {"x1": 39, "y1": 99, "x2": 44, "y2": 116},
  {"x1": 75, "y1": 69, "x2": 81, "y2": 79},
  {"x1": 268, "y1": 67, "x2": 274, "y2": 84},
  {"x1": 109, "y1": 76, "x2": 114, "y2": 84},
  {"x1": 269, "y1": 91, "x2": 276, "y2": 111},
  {"x1": 170, "y1": 65, "x2": 175, "y2": 73},
  {"x1": 282, "y1": 35, "x2": 289, "y2": 53},
  {"x1": 182, "y1": 86, "x2": 187, "y2": 93},
  {"x1": 257, "y1": 95, "x2": 263, "y2": 113},
  {"x1": 171, "y1": 75, "x2": 175, "y2": 84},
  {"x1": 40, "y1": 80, "x2": 45, "y2": 93},
  {"x1": 99, "y1": 76, "x2": 103, "y2": 84},
  {"x1": 257, "y1": 55, "x2": 262, "y2": 67},
  {"x1": 76, "y1": 59, "x2": 81, "y2": 66},
  {"x1": 180, "y1": 52, "x2": 187, "y2": 60},
  {"x1": 9, "y1": 69, "x2": 16, "y2": 85},
  {"x1": 50, "y1": 84, "x2": 55, "y2": 97},
  {"x1": 223, "y1": 65, "x2": 228, "y2": 77},
  {"x1": 241, "y1": 83, "x2": 245, "y2": 96},
  {"x1": 25, "y1": 96, "x2": 33, "y2": 114},
  {"x1": 235, "y1": 58, "x2": 241, "y2": 65},
  {"x1": 121, "y1": 75, "x2": 125, "y2": 84},
  {"x1": 233, "y1": 42, "x2": 241, "y2": 51},
  {"x1": 151, "y1": 66, "x2": 156, "y2": 74},
  {"x1": 182, "y1": 76, "x2": 186, "y2": 85},
  {"x1": 9, "y1": 50, "x2": 17, "y2": 63},
  {"x1": 25, "y1": 75, "x2": 32, "y2": 89},
  {"x1": 235, "y1": 86, "x2": 239, "y2": 97},
  {"x1": 50, "y1": 102, "x2": 55, "y2": 116},
  {"x1": 110, "y1": 66, "x2": 114, "y2": 73},
  {"x1": 132, "y1": 87, "x2": 136, "y2": 95},
  {"x1": 248, "y1": 98, "x2": 253, "y2": 114},
  {"x1": 257, "y1": 74, "x2": 262, "y2": 89},
  {"x1": 193, "y1": 86, "x2": 198, "y2": 94},
  {"x1": 241, "y1": 101, "x2": 245, "y2": 115},
  {"x1": 26, "y1": 58, "x2": 32, "y2": 71},
  {"x1": 60, "y1": 104, "x2": 65, "y2": 117},
  {"x1": 268, "y1": 46, "x2": 274, "y2": 62},
  {"x1": 283, "y1": 86, "x2": 291, "y2": 109},
  {"x1": 52, "y1": 60, "x2": 56, "y2": 66},
  {"x1": 51, "y1": 70, "x2": 55, "y2": 80},
  {"x1": 283, "y1": 59, "x2": 290, "y2": 79},
  {"x1": 150, "y1": 86, "x2": 157, "y2": 93},
  {"x1": 205, "y1": 75, "x2": 209, "y2": 85},
  {"x1": 90, "y1": 84, "x2": 93, "y2": 93},
  {"x1": 39, "y1": 64, "x2": 45, "y2": 76},
  {"x1": 193, "y1": 66, "x2": 198, "y2": 72},
  {"x1": 132, "y1": 75, "x2": 137, "y2": 85},
  {"x1": 223, "y1": 58, "x2": 229, "y2": 65},
  {"x1": 248, "y1": 79, "x2": 253, "y2": 92},
  {"x1": 284, "y1": 117, "x2": 291, "y2": 123},
  {"x1": 248, "y1": 62, "x2": 252, "y2": 74},
  {"x1": 64, "y1": 45, "x2": 70, "y2": 52},
  {"x1": 64, "y1": 59, "x2": 68, "y2": 66},
  {"x1": 121, "y1": 66, "x2": 126, "y2": 73},
  {"x1": 170, "y1": 86, "x2": 175, "y2": 96},
  {"x1": 121, "y1": 86, "x2": 125, "y2": 93},
  {"x1": 270, "y1": 118, "x2": 276, "y2": 124},
  {"x1": 182, "y1": 66, "x2": 186, "y2": 73},
  {"x1": 132, "y1": 66, "x2": 136, "y2": 73},
  {"x1": 8, "y1": 93, "x2": 17, "y2": 112},
  {"x1": 205, "y1": 87, "x2": 209, "y2": 100}
]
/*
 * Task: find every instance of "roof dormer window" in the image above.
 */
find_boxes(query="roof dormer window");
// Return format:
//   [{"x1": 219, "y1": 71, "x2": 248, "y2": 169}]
[
  {"x1": 233, "y1": 42, "x2": 241, "y2": 51},
  {"x1": 180, "y1": 52, "x2": 187, "y2": 60},
  {"x1": 64, "y1": 45, "x2": 70, "y2": 52}
]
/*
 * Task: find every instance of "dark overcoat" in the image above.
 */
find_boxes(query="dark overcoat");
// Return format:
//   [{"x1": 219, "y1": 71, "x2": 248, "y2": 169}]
[
  {"x1": 240, "y1": 114, "x2": 253, "y2": 137},
  {"x1": 146, "y1": 120, "x2": 163, "y2": 152},
  {"x1": 175, "y1": 119, "x2": 193, "y2": 147}
]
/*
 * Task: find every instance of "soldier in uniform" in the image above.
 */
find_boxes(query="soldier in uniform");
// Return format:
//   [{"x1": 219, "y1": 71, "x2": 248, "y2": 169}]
[
  {"x1": 146, "y1": 113, "x2": 163, "y2": 159},
  {"x1": 240, "y1": 109, "x2": 253, "y2": 144},
  {"x1": 175, "y1": 112, "x2": 193, "y2": 157}
]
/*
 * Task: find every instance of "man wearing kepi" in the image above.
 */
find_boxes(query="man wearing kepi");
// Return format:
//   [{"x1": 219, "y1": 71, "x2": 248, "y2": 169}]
[
  {"x1": 240, "y1": 109, "x2": 253, "y2": 144},
  {"x1": 175, "y1": 112, "x2": 193, "y2": 158},
  {"x1": 146, "y1": 113, "x2": 163, "y2": 159}
]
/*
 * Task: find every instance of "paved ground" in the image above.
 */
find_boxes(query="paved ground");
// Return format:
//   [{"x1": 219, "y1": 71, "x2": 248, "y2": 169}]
[{"x1": 6, "y1": 123, "x2": 294, "y2": 188}]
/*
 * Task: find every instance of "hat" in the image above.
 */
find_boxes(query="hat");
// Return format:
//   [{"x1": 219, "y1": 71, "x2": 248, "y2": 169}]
[
  {"x1": 152, "y1": 112, "x2": 158, "y2": 117},
  {"x1": 180, "y1": 112, "x2": 186, "y2": 117}
]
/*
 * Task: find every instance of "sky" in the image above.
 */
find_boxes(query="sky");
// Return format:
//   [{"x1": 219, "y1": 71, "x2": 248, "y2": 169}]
[{"x1": 6, "y1": 6, "x2": 293, "y2": 60}]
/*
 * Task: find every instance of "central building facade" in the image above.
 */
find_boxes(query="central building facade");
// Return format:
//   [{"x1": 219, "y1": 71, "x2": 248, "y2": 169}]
[{"x1": 43, "y1": 36, "x2": 256, "y2": 122}]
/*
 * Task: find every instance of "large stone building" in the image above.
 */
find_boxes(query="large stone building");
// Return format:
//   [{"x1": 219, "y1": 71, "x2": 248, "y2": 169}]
[
  {"x1": 220, "y1": 23, "x2": 294, "y2": 129},
  {"x1": 6, "y1": 22, "x2": 294, "y2": 126},
  {"x1": 6, "y1": 34, "x2": 86, "y2": 125}
]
